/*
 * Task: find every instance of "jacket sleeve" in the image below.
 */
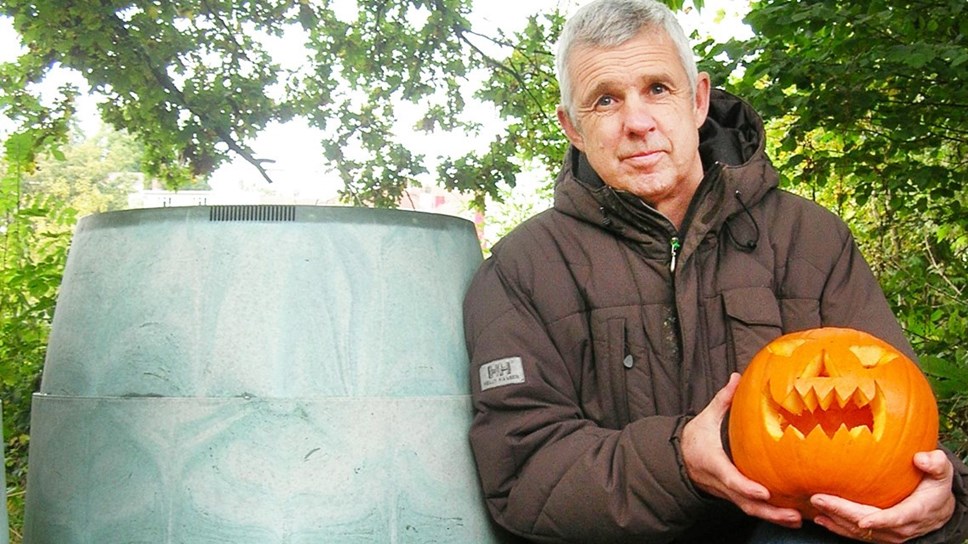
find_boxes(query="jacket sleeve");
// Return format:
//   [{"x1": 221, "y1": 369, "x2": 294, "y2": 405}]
[
  {"x1": 463, "y1": 254, "x2": 716, "y2": 543},
  {"x1": 817, "y1": 227, "x2": 917, "y2": 360},
  {"x1": 818, "y1": 229, "x2": 968, "y2": 544}
]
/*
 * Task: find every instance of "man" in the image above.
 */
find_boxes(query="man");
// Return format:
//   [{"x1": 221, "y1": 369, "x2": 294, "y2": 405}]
[{"x1": 462, "y1": 0, "x2": 968, "y2": 542}]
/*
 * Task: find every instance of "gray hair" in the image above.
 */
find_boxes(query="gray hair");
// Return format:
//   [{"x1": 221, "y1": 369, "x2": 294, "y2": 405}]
[{"x1": 556, "y1": 0, "x2": 698, "y2": 120}]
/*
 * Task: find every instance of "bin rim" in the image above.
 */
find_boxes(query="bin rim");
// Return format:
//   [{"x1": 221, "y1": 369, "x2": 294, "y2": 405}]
[{"x1": 75, "y1": 205, "x2": 479, "y2": 232}]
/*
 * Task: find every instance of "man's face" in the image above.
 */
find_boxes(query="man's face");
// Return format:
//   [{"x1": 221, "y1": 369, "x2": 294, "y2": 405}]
[{"x1": 558, "y1": 28, "x2": 710, "y2": 218}]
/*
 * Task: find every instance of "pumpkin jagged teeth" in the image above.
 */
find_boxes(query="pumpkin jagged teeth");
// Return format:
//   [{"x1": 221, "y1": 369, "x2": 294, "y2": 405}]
[
  {"x1": 835, "y1": 422, "x2": 850, "y2": 438},
  {"x1": 853, "y1": 379, "x2": 877, "y2": 407},
  {"x1": 771, "y1": 377, "x2": 793, "y2": 411},
  {"x1": 816, "y1": 387, "x2": 836, "y2": 411},
  {"x1": 794, "y1": 380, "x2": 811, "y2": 399},
  {"x1": 779, "y1": 390, "x2": 806, "y2": 415},
  {"x1": 804, "y1": 425, "x2": 828, "y2": 443},
  {"x1": 794, "y1": 379, "x2": 832, "y2": 412},
  {"x1": 800, "y1": 386, "x2": 819, "y2": 412},
  {"x1": 848, "y1": 424, "x2": 874, "y2": 440},
  {"x1": 834, "y1": 383, "x2": 855, "y2": 408},
  {"x1": 828, "y1": 422, "x2": 874, "y2": 442},
  {"x1": 811, "y1": 380, "x2": 836, "y2": 410},
  {"x1": 782, "y1": 422, "x2": 806, "y2": 440}
]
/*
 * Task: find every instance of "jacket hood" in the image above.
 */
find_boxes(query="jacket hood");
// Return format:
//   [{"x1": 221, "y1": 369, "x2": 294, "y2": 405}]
[{"x1": 554, "y1": 89, "x2": 778, "y2": 247}]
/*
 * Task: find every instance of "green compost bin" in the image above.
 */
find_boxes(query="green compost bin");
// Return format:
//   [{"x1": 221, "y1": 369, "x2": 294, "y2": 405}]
[{"x1": 24, "y1": 205, "x2": 506, "y2": 543}]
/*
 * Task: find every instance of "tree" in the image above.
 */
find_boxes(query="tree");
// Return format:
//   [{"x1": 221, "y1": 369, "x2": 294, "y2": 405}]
[
  {"x1": 1, "y1": 0, "x2": 515, "y2": 201},
  {"x1": 0, "y1": 0, "x2": 706, "y2": 206},
  {"x1": 0, "y1": 133, "x2": 72, "y2": 544},
  {"x1": 22, "y1": 126, "x2": 144, "y2": 215},
  {"x1": 0, "y1": 123, "x2": 142, "y2": 540},
  {"x1": 1, "y1": 0, "x2": 294, "y2": 188}
]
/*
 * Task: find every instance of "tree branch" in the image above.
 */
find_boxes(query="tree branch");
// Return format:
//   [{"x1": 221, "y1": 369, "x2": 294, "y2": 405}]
[
  {"x1": 451, "y1": 23, "x2": 556, "y2": 128},
  {"x1": 105, "y1": 5, "x2": 275, "y2": 183}
]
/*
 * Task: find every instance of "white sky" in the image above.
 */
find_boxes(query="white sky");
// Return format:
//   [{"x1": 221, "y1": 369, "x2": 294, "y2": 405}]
[{"x1": 0, "y1": 0, "x2": 752, "y2": 200}]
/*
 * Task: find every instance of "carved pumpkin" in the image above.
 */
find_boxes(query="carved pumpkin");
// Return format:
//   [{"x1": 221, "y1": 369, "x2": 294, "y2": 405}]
[{"x1": 728, "y1": 327, "x2": 938, "y2": 516}]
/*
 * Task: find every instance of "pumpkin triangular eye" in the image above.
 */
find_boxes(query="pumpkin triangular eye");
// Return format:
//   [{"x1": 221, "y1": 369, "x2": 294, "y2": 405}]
[
  {"x1": 768, "y1": 337, "x2": 806, "y2": 357},
  {"x1": 849, "y1": 345, "x2": 899, "y2": 368}
]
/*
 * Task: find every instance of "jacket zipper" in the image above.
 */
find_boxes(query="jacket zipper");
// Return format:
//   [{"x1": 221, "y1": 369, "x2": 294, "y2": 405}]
[{"x1": 669, "y1": 236, "x2": 681, "y2": 273}]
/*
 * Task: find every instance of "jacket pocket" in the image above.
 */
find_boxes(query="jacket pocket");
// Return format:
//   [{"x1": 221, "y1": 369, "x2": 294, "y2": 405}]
[
  {"x1": 606, "y1": 317, "x2": 632, "y2": 426},
  {"x1": 722, "y1": 287, "x2": 783, "y2": 373}
]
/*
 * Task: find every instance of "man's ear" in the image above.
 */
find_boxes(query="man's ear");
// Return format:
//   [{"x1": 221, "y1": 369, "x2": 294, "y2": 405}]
[
  {"x1": 557, "y1": 105, "x2": 585, "y2": 151},
  {"x1": 693, "y1": 72, "x2": 712, "y2": 129}
]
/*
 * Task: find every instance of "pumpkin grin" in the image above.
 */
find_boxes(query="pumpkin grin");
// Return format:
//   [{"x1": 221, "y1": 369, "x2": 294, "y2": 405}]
[{"x1": 764, "y1": 352, "x2": 881, "y2": 441}]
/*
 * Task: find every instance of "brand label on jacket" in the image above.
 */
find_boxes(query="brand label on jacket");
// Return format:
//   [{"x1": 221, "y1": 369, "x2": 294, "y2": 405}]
[{"x1": 480, "y1": 357, "x2": 525, "y2": 391}]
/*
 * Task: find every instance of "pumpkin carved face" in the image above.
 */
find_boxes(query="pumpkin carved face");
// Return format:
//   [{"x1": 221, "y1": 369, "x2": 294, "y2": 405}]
[{"x1": 728, "y1": 327, "x2": 938, "y2": 517}]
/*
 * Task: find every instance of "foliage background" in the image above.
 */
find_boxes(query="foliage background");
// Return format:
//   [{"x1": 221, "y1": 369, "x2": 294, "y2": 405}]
[{"x1": 1, "y1": 0, "x2": 966, "y2": 541}]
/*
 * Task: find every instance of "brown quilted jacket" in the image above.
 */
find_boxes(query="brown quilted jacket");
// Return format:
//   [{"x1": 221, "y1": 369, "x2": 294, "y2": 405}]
[{"x1": 463, "y1": 90, "x2": 968, "y2": 543}]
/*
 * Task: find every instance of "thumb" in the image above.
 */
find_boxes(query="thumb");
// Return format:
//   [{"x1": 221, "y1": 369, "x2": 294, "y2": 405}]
[
  {"x1": 914, "y1": 450, "x2": 952, "y2": 481},
  {"x1": 707, "y1": 373, "x2": 741, "y2": 418}
]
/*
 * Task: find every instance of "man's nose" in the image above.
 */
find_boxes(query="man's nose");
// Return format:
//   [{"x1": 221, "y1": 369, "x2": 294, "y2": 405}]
[{"x1": 624, "y1": 97, "x2": 658, "y2": 135}]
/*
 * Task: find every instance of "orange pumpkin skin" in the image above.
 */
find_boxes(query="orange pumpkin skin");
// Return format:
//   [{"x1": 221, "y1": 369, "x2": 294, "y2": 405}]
[{"x1": 728, "y1": 327, "x2": 938, "y2": 517}]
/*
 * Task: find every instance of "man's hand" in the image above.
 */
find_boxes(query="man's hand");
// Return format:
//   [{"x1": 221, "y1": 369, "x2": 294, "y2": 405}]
[
  {"x1": 681, "y1": 373, "x2": 803, "y2": 528},
  {"x1": 811, "y1": 450, "x2": 955, "y2": 543}
]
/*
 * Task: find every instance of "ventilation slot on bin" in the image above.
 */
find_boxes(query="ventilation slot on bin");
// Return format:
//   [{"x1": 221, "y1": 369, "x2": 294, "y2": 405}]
[{"x1": 209, "y1": 205, "x2": 296, "y2": 222}]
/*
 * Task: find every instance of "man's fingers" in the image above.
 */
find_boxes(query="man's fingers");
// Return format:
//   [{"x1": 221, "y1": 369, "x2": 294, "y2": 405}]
[
  {"x1": 812, "y1": 494, "x2": 879, "y2": 524},
  {"x1": 719, "y1": 463, "x2": 801, "y2": 527},
  {"x1": 735, "y1": 497, "x2": 801, "y2": 528},
  {"x1": 722, "y1": 467, "x2": 770, "y2": 502}
]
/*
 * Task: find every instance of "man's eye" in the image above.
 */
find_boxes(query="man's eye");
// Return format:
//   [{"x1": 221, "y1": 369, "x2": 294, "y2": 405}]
[
  {"x1": 649, "y1": 84, "x2": 669, "y2": 95},
  {"x1": 596, "y1": 96, "x2": 615, "y2": 107}
]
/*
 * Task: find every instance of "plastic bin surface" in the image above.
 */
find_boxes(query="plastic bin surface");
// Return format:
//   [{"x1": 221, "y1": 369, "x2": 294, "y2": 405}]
[{"x1": 24, "y1": 206, "x2": 505, "y2": 543}]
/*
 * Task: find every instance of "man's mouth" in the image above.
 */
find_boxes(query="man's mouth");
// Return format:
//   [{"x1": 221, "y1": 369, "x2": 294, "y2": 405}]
[
  {"x1": 621, "y1": 150, "x2": 664, "y2": 166},
  {"x1": 621, "y1": 149, "x2": 661, "y2": 159}
]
